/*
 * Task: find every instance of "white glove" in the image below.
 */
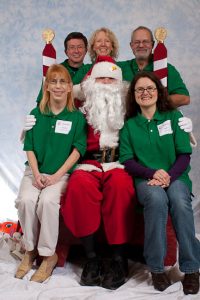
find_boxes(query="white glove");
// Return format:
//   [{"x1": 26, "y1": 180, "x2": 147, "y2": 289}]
[
  {"x1": 178, "y1": 117, "x2": 193, "y2": 133},
  {"x1": 73, "y1": 84, "x2": 85, "y2": 101},
  {"x1": 20, "y1": 115, "x2": 36, "y2": 142},
  {"x1": 24, "y1": 115, "x2": 36, "y2": 131},
  {"x1": 189, "y1": 132, "x2": 198, "y2": 147}
]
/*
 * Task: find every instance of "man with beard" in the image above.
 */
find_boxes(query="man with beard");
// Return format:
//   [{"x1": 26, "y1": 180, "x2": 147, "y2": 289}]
[
  {"x1": 117, "y1": 26, "x2": 190, "y2": 109},
  {"x1": 61, "y1": 61, "x2": 135, "y2": 290},
  {"x1": 117, "y1": 26, "x2": 196, "y2": 144}
]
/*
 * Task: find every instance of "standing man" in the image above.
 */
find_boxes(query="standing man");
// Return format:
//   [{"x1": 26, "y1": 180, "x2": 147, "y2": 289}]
[
  {"x1": 62, "y1": 32, "x2": 88, "y2": 81},
  {"x1": 117, "y1": 26, "x2": 190, "y2": 108},
  {"x1": 36, "y1": 32, "x2": 89, "y2": 103}
]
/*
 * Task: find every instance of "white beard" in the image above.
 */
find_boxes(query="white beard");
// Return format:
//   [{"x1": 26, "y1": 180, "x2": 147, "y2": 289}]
[{"x1": 81, "y1": 78, "x2": 125, "y2": 149}]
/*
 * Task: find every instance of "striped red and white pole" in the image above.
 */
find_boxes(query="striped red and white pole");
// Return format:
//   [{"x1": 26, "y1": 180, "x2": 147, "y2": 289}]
[
  {"x1": 153, "y1": 28, "x2": 168, "y2": 87},
  {"x1": 42, "y1": 29, "x2": 56, "y2": 81}
]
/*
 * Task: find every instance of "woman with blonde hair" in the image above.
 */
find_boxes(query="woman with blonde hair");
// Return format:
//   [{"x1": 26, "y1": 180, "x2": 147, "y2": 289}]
[
  {"x1": 88, "y1": 27, "x2": 119, "y2": 62},
  {"x1": 15, "y1": 64, "x2": 86, "y2": 283},
  {"x1": 73, "y1": 27, "x2": 119, "y2": 86}
]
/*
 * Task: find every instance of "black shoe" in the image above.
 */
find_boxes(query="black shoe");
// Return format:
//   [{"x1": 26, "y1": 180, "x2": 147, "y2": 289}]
[
  {"x1": 80, "y1": 257, "x2": 102, "y2": 286},
  {"x1": 101, "y1": 256, "x2": 128, "y2": 290},
  {"x1": 151, "y1": 272, "x2": 171, "y2": 291},
  {"x1": 182, "y1": 272, "x2": 200, "y2": 295}
]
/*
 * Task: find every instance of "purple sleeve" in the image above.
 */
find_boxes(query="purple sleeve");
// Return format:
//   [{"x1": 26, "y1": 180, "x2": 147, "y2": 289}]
[
  {"x1": 124, "y1": 159, "x2": 156, "y2": 179},
  {"x1": 168, "y1": 154, "x2": 190, "y2": 182}
]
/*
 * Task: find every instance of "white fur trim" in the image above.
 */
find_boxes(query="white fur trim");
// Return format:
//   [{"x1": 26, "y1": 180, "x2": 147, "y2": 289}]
[
  {"x1": 101, "y1": 161, "x2": 124, "y2": 172},
  {"x1": 91, "y1": 62, "x2": 122, "y2": 81},
  {"x1": 74, "y1": 162, "x2": 124, "y2": 172},
  {"x1": 75, "y1": 164, "x2": 102, "y2": 172}
]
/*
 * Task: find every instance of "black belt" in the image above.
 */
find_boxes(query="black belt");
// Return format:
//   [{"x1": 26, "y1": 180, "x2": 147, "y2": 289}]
[{"x1": 84, "y1": 148, "x2": 118, "y2": 163}]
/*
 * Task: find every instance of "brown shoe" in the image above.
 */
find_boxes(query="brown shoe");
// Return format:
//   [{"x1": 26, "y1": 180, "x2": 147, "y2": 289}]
[
  {"x1": 151, "y1": 272, "x2": 171, "y2": 291},
  {"x1": 15, "y1": 249, "x2": 38, "y2": 279},
  {"x1": 182, "y1": 272, "x2": 200, "y2": 295},
  {"x1": 30, "y1": 253, "x2": 58, "y2": 283}
]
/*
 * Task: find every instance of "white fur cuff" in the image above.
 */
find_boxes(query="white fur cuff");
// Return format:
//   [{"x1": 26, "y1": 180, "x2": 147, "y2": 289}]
[{"x1": 75, "y1": 164, "x2": 102, "y2": 172}]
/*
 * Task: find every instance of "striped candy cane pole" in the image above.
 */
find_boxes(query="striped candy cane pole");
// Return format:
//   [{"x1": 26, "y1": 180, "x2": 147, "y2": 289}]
[
  {"x1": 153, "y1": 27, "x2": 168, "y2": 87},
  {"x1": 153, "y1": 42, "x2": 167, "y2": 87},
  {"x1": 154, "y1": 28, "x2": 197, "y2": 147},
  {"x1": 42, "y1": 44, "x2": 56, "y2": 80},
  {"x1": 42, "y1": 29, "x2": 56, "y2": 81}
]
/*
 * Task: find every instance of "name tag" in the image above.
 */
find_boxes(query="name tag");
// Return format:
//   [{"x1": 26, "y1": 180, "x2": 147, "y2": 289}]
[
  {"x1": 157, "y1": 120, "x2": 173, "y2": 136},
  {"x1": 55, "y1": 120, "x2": 72, "y2": 134}
]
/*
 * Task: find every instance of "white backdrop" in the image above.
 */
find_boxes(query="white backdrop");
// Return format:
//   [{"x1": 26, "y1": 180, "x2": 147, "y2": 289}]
[
  {"x1": 0, "y1": 2, "x2": 200, "y2": 299},
  {"x1": 0, "y1": 0, "x2": 199, "y2": 225}
]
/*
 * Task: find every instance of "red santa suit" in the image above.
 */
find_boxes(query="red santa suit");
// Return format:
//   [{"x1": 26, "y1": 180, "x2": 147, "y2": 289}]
[{"x1": 61, "y1": 62, "x2": 135, "y2": 245}]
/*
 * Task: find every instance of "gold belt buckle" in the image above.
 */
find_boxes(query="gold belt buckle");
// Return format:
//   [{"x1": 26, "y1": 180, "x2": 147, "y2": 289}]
[{"x1": 101, "y1": 148, "x2": 115, "y2": 163}]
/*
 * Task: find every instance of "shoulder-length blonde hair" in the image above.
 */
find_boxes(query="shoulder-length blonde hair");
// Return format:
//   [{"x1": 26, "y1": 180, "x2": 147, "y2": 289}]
[
  {"x1": 88, "y1": 27, "x2": 119, "y2": 62},
  {"x1": 39, "y1": 64, "x2": 74, "y2": 113}
]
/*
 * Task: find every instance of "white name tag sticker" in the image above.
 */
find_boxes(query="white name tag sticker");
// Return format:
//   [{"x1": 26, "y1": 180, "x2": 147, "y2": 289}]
[
  {"x1": 55, "y1": 120, "x2": 72, "y2": 134},
  {"x1": 157, "y1": 120, "x2": 173, "y2": 136}
]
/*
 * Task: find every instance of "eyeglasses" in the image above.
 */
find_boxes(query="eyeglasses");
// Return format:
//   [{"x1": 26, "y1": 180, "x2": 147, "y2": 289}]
[
  {"x1": 49, "y1": 79, "x2": 69, "y2": 86},
  {"x1": 132, "y1": 40, "x2": 152, "y2": 47},
  {"x1": 67, "y1": 45, "x2": 85, "y2": 51},
  {"x1": 134, "y1": 86, "x2": 157, "y2": 94}
]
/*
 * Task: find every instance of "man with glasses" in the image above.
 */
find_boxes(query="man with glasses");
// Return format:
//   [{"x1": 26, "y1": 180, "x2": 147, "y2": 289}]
[
  {"x1": 62, "y1": 32, "x2": 88, "y2": 81},
  {"x1": 36, "y1": 32, "x2": 88, "y2": 104},
  {"x1": 23, "y1": 32, "x2": 89, "y2": 132},
  {"x1": 117, "y1": 26, "x2": 190, "y2": 109}
]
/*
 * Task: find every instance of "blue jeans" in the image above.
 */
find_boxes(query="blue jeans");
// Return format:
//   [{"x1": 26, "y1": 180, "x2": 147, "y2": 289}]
[{"x1": 136, "y1": 180, "x2": 200, "y2": 273}]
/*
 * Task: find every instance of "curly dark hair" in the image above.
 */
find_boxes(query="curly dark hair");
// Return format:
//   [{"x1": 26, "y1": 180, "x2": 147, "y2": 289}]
[{"x1": 125, "y1": 71, "x2": 173, "y2": 119}]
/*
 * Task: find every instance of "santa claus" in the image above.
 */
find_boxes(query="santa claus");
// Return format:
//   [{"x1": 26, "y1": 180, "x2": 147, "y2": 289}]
[{"x1": 61, "y1": 60, "x2": 135, "y2": 290}]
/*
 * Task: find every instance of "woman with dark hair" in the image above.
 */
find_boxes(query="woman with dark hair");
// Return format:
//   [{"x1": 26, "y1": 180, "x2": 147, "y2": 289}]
[{"x1": 119, "y1": 71, "x2": 200, "y2": 295}]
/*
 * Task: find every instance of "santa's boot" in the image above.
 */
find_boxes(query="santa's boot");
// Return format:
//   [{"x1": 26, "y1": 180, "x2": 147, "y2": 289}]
[
  {"x1": 30, "y1": 253, "x2": 58, "y2": 283},
  {"x1": 15, "y1": 249, "x2": 38, "y2": 279}
]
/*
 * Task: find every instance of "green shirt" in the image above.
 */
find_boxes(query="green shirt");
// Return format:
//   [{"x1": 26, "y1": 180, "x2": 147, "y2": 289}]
[
  {"x1": 36, "y1": 60, "x2": 91, "y2": 103},
  {"x1": 117, "y1": 58, "x2": 189, "y2": 96},
  {"x1": 24, "y1": 107, "x2": 87, "y2": 174},
  {"x1": 72, "y1": 63, "x2": 92, "y2": 84},
  {"x1": 119, "y1": 109, "x2": 192, "y2": 190}
]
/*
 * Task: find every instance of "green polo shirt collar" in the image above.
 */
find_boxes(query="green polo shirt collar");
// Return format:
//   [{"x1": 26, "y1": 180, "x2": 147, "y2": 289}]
[
  {"x1": 45, "y1": 107, "x2": 70, "y2": 118},
  {"x1": 131, "y1": 59, "x2": 153, "y2": 72},
  {"x1": 135, "y1": 110, "x2": 165, "y2": 124}
]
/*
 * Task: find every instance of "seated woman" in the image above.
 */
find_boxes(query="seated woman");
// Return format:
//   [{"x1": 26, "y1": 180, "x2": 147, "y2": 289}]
[
  {"x1": 119, "y1": 71, "x2": 200, "y2": 295},
  {"x1": 15, "y1": 64, "x2": 86, "y2": 283}
]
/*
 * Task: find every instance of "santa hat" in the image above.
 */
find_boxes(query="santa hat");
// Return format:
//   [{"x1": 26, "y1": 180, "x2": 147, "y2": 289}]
[{"x1": 90, "y1": 61, "x2": 122, "y2": 82}]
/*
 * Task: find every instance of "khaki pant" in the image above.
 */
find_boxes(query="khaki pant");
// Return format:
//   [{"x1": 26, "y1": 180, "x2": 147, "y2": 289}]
[{"x1": 15, "y1": 167, "x2": 68, "y2": 256}]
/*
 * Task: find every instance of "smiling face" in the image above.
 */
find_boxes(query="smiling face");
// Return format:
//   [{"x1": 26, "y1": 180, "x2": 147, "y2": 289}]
[
  {"x1": 65, "y1": 38, "x2": 87, "y2": 67},
  {"x1": 93, "y1": 30, "x2": 113, "y2": 57},
  {"x1": 134, "y1": 77, "x2": 158, "y2": 110},
  {"x1": 47, "y1": 73, "x2": 72, "y2": 105},
  {"x1": 130, "y1": 29, "x2": 153, "y2": 61}
]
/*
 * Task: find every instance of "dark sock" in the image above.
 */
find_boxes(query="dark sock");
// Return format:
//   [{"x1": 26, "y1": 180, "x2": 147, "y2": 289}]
[{"x1": 80, "y1": 234, "x2": 97, "y2": 259}]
